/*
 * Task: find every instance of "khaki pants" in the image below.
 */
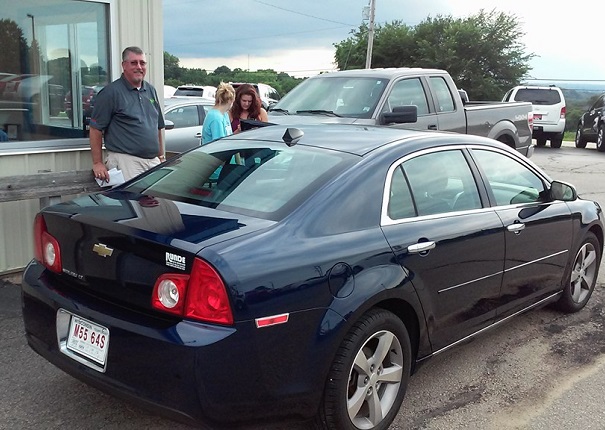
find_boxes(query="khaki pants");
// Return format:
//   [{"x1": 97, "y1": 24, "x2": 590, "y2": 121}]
[{"x1": 106, "y1": 151, "x2": 160, "y2": 181}]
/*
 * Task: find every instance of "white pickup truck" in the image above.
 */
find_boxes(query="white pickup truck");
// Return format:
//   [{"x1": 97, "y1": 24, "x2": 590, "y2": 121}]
[{"x1": 267, "y1": 68, "x2": 534, "y2": 157}]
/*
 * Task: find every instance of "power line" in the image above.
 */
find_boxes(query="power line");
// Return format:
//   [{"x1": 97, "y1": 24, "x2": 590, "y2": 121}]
[
  {"x1": 251, "y1": 0, "x2": 357, "y2": 27},
  {"x1": 165, "y1": 25, "x2": 350, "y2": 50}
]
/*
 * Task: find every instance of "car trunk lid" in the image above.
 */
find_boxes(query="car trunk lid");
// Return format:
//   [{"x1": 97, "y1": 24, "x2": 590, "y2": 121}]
[{"x1": 40, "y1": 194, "x2": 274, "y2": 311}]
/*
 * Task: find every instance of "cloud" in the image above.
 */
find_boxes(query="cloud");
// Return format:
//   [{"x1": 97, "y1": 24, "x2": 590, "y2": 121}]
[
  {"x1": 163, "y1": 0, "x2": 605, "y2": 81},
  {"x1": 179, "y1": 47, "x2": 338, "y2": 78}
]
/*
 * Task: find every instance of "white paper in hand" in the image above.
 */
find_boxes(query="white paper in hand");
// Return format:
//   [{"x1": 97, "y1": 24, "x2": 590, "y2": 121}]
[{"x1": 95, "y1": 168, "x2": 125, "y2": 187}]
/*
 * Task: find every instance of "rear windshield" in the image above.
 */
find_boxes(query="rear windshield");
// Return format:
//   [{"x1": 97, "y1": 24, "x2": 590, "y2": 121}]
[
  {"x1": 123, "y1": 141, "x2": 358, "y2": 221},
  {"x1": 174, "y1": 88, "x2": 204, "y2": 97},
  {"x1": 514, "y1": 88, "x2": 561, "y2": 105}
]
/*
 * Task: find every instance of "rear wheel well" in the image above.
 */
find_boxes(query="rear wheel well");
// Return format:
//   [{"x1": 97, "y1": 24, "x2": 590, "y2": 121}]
[
  {"x1": 374, "y1": 299, "x2": 420, "y2": 371},
  {"x1": 589, "y1": 225, "x2": 604, "y2": 256},
  {"x1": 496, "y1": 133, "x2": 515, "y2": 149}
]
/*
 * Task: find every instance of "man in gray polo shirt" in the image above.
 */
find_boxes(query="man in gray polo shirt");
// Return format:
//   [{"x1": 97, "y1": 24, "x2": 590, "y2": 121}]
[{"x1": 90, "y1": 46, "x2": 165, "y2": 182}]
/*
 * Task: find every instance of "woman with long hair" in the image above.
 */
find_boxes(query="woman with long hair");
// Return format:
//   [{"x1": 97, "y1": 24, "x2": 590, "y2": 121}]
[{"x1": 229, "y1": 84, "x2": 269, "y2": 133}]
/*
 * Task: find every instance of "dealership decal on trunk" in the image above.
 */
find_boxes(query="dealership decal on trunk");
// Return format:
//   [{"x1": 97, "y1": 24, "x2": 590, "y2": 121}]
[{"x1": 166, "y1": 252, "x2": 186, "y2": 270}]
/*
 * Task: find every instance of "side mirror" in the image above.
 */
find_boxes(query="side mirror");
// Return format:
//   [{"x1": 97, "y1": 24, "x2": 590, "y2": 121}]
[
  {"x1": 549, "y1": 180, "x2": 577, "y2": 201},
  {"x1": 164, "y1": 119, "x2": 175, "y2": 131},
  {"x1": 380, "y1": 105, "x2": 418, "y2": 125}
]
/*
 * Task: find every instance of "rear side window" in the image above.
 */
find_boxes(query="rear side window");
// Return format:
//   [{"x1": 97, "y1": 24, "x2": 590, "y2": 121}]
[
  {"x1": 165, "y1": 105, "x2": 199, "y2": 128},
  {"x1": 386, "y1": 149, "x2": 481, "y2": 219},
  {"x1": 429, "y1": 76, "x2": 455, "y2": 112},
  {"x1": 514, "y1": 89, "x2": 561, "y2": 105},
  {"x1": 125, "y1": 143, "x2": 357, "y2": 220}
]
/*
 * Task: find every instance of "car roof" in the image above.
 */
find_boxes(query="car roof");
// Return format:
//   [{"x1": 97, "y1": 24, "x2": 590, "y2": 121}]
[
  {"x1": 176, "y1": 84, "x2": 215, "y2": 90},
  {"x1": 308, "y1": 67, "x2": 448, "y2": 79},
  {"x1": 225, "y1": 124, "x2": 502, "y2": 157},
  {"x1": 164, "y1": 97, "x2": 214, "y2": 108},
  {"x1": 512, "y1": 85, "x2": 563, "y2": 91}
]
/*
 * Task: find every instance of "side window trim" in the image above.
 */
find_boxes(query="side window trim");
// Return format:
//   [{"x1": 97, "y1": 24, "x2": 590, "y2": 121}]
[
  {"x1": 427, "y1": 75, "x2": 456, "y2": 113},
  {"x1": 381, "y1": 146, "x2": 485, "y2": 225},
  {"x1": 381, "y1": 77, "x2": 434, "y2": 116}
]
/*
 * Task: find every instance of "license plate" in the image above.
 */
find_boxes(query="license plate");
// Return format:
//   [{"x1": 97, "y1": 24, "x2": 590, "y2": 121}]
[
  {"x1": 66, "y1": 315, "x2": 110, "y2": 366},
  {"x1": 533, "y1": 114, "x2": 542, "y2": 120}
]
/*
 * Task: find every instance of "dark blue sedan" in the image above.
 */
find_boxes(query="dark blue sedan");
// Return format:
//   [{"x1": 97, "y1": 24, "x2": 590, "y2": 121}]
[{"x1": 22, "y1": 124, "x2": 603, "y2": 430}]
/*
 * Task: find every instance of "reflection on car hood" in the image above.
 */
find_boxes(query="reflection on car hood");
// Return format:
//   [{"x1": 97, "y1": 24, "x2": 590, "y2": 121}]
[{"x1": 267, "y1": 113, "x2": 358, "y2": 125}]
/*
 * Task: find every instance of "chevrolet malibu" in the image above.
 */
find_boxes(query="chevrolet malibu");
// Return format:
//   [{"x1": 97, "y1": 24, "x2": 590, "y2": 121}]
[{"x1": 22, "y1": 124, "x2": 603, "y2": 430}]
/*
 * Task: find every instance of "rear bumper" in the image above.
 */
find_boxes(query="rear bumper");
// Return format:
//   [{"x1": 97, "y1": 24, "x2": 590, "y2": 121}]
[
  {"x1": 532, "y1": 120, "x2": 565, "y2": 136},
  {"x1": 21, "y1": 261, "x2": 324, "y2": 426}
]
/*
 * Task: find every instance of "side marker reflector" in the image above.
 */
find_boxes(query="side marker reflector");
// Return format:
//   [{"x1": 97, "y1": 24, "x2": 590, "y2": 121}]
[{"x1": 255, "y1": 313, "x2": 289, "y2": 328}]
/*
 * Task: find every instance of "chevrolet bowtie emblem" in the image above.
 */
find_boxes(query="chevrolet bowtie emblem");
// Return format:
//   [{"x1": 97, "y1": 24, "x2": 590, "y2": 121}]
[{"x1": 92, "y1": 243, "x2": 114, "y2": 257}]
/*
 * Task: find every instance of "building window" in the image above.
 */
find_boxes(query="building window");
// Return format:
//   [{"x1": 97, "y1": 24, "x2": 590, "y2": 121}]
[{"x1": 0, "y1": 0, "x2": 109, "y2": 145}]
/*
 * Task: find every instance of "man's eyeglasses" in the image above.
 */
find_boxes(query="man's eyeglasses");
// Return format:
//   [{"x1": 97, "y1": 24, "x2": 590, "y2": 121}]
[{"x1": 125, "y1": 60, "x2": 147, "y2": 66}]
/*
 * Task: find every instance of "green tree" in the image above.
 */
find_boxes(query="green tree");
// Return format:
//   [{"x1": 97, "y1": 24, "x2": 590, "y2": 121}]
[
  {"x1": 163, "y1": 52, "x2": 304, "y2": 97},
  {"x1": 0, "y1": 19, "x2": 29, "y2": 73},
  {"x1": 334, "y1": 10, "x2": 534, "y2": 100},
  {"x1": 163, "y1": 51, "x2": 182, "y2": 81},
  {"x1": 180, "y1": 68, "x2": 207, "y2": 85}
]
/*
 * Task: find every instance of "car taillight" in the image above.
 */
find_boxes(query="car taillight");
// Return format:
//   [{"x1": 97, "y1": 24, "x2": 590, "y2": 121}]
[
  {"x1": 528, "y1": 112, "x2": 534, "y2": 129},
  {"x1": 560, "y1": 106, "x2": 566, "y2": 118},
  {"x1": 33, "y1": 214, "x2": 62, "y2": 273},
  {"x1": 152, "y1": 258, "x2": 233, "y2": 325}
]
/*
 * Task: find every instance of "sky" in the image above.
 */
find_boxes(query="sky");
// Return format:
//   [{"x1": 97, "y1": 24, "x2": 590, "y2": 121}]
[{"x1": 163, "y1": 0, "x2": 605, "y2": 82}]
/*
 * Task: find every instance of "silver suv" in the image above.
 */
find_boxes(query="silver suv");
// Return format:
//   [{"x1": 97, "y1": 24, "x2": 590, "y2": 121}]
[{"x1": 503, "y1": 85, "x2": 566, "y2": 148}]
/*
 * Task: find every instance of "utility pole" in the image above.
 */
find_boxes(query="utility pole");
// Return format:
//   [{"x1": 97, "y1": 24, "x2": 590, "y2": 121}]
[
  {"x1": 27, "y1": 13, "x2": 36, "y2": 42},
  {"x1": 365, "y1": 0, "x2": 376, "y2": 69}
]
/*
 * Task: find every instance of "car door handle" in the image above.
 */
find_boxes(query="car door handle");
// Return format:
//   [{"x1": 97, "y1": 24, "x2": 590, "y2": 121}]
[
  {"x1": 407, "y1": 241, "x2": 436, "y2": 254},
  {"x1": 427, "y1": 124, "x2": 438, "y2": 130},
  {"x1": 507, "y1": 222, "x2": 525, "y2": 234},
  {"x1": 195, "y1": 132, "x2": 201, "y2": 137}
]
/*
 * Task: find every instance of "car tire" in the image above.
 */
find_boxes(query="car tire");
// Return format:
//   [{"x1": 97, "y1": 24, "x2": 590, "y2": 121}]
[
  {"x1": 536, "y1": 138, "x2": 547, "y2": 147},
  {"x1": 317, "y1": 309, "x2": 411, "y2": 430},
  {"x1": 555, "y1": 232, "x2": 601, "y2": 313},
  {"x1": 550, "y1": 134, "x2": 563, "y2": 148},
  {"x1": 575, "y1": 124, "x2": 587, "y2": 148},
  {"x1": 597, "y1": 125, "x2": 605, "y2": 152}
]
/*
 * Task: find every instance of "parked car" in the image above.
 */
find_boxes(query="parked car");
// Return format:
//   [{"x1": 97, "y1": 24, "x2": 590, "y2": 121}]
[
  {"x1": 64, "y1": 85, "x2": 102, "y2": 121},
  {"x1": 268, "y1": 68, "x2": 534, "y2": 157},
  {"x1": 503, "y1": 85, "x2": 566, "y2": 148},
  {"x1": 0, "y1": 72, "x2": 18, "y2": 97},
  {"x1": 21, "y1": 124, "x2": 603, "y2": 430},
  {"x1": 172, "y1": 84, "x2": 216, "y2": 99},
  {"x1": 4, "y1": 74, "x2": 64, "y2": 116},
  {"x1": 163, "y1": 97, "x2": 213, "y2": 153},
  {"x1": 0, "y1": 73, "x2": 35, "y2": 99},
  {"x1": 575, "y1": 92, "x2": 605, "y2": 151},
  {"x1": 164, "y1": 84, "x2": 177, "y2": 99},
  {"x1": 231, "y1": 82, "x2": 281, "y2": 109}
]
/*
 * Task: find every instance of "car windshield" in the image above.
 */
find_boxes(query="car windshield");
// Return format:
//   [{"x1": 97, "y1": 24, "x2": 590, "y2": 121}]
[
  {"x1": 514, "y1": 88, "x2": 561, "y2": 105},
  {"x1": 123, "y1": 141, "x2": 358, "y2": 221},
  {"x1": 271, "y1": 77, "x2": 388, "y2": 119}
]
